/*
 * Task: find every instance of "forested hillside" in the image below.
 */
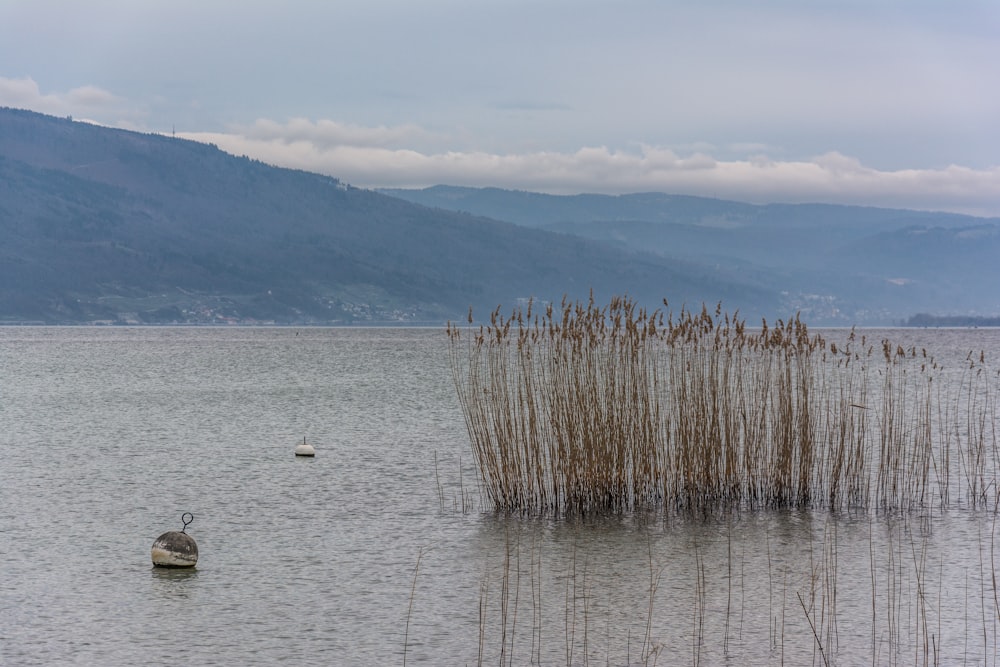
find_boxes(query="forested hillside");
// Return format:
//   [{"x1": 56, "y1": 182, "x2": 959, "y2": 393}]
[{"x1": 0, "y1": 108, "x2": 775, "y2": 324}]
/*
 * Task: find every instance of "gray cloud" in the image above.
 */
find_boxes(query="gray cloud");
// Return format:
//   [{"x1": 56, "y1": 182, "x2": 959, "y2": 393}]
[
  {"x1": 0, "y1": 76, "x2": 134, "y2": 126},
  {"x1": 238, "y1": 118, "x2": 431, "y2": 150}
]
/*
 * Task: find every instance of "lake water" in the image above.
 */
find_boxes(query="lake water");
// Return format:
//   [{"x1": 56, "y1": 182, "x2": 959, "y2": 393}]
[{"x1": 2, "y1": 326, "x2": 1000, "y2": 666}]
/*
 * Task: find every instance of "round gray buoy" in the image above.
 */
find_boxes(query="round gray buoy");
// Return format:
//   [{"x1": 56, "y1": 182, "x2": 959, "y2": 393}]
[
  {"x1": 295, "y1": 436, "x2": 315, "y2": 457},
  {"x1": 152, "y1": 512, "x2": 198, "y2": 568}
]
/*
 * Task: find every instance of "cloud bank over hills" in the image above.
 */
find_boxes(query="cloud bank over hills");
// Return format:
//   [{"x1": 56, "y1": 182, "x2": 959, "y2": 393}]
[
  {"x1": 184, "y1": 118, "x2": 1000, "y2": 217},
  {"x1": 6, "y1": 74, "x2": 994, "y2": 217},
  {"x1": 2, "y1": 1, "x2": 997, "y2": 216}
]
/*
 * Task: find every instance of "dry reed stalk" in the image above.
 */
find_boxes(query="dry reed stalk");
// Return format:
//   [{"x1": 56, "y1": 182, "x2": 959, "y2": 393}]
[
  {"x1": 869, "y1": 518, "x2": 878, "y2": 664},
  {"x1": 642, "y1": 539, "x2": 665, "y2": 662},
  {"x1": 530, "y1": 535, "x2": 543, "y2": 664},
  {"x1": 908, "y1": 530, "x2": 931, "y2": 667},
  {"x1": 500, "y1": 527, "x2": 511, "y2": 666},
  {"x1": 403, "y1": 546, "x2": 425, "y2": 667},
  {"x1": 798, "y1": 589, "x2": 831, "y2": 667},
  {"x1": 693, "y1": 543, "x2": 706, "y2": 666}
]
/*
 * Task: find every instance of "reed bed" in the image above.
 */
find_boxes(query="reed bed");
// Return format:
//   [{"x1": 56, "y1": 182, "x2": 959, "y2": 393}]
[{"x1": 446, "y1": 295, "x2": 998, "y2": 515}]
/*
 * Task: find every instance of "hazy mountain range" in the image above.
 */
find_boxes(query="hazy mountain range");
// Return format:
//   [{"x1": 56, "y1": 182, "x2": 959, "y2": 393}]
[
  {"x1": 2, "y1": 107, "x2": 997, "y2": 326},
  {"x1": 382, "y1": 186, "x2": 1000, "y2": 326}
]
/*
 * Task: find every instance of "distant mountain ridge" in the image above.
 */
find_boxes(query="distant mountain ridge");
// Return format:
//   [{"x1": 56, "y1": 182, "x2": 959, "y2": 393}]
[
  {"x1": 381, "y1": 186, "x2": 1000, "y2": 322},
  {"x1": 1, "y1": 107, "x2": 779, "y2": 325}
]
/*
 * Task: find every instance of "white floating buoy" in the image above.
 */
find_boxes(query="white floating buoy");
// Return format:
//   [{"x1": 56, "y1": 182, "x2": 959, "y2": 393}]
[
  {"x1": 295, "y1": 436, "x2": 316, "y2": 457},
  {"x1": 152, "y1": 512, "x2": 198, "y2": 568}
]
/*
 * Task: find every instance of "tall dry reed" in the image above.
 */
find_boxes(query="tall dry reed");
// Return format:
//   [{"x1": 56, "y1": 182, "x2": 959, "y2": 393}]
[{"x1": 447, "y1": 295, "x2": 998, "y2": 515}]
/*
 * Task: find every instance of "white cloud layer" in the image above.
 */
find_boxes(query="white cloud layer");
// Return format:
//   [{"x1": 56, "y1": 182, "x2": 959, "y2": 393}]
[
  {"x1": 0, "y1": 76, "x2": 133, "y2": 126},
  {"x1": 181, "y1": 121, "x2": 1000, "y2": 217},
  {"x1": 2, "y1": 59, "x2": 998, "y2": 217}
]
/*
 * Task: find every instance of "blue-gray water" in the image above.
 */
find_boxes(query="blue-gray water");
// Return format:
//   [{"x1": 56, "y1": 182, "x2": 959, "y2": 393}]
[{"x1": 2, "y1": 326, "x2": 999, "y2": 666}]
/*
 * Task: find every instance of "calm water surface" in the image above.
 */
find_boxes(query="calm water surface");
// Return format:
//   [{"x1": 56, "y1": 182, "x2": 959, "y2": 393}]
[{"x1": 2, "y1": 326, "x2": 999, "y2": 665}]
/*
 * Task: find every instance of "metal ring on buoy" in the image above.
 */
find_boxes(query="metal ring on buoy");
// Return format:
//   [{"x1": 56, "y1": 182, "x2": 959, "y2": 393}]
[{"x1": 181, "y1": 512, "x2": 194, "y2": 533}]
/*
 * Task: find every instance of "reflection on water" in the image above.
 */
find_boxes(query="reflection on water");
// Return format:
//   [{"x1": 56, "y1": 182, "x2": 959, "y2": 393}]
[
  {"x1": 150, "y1": 566, "x2": 199, "y2": 606},
  {"x1": 150, "y1": 566, "x2": 199, "y2": 582},
  {"x1": 464, "y1": 507, "x2": 998, "y2": 665},
  {"x1": 1, "y1": 326, "x2": 999, "y2": 665}
]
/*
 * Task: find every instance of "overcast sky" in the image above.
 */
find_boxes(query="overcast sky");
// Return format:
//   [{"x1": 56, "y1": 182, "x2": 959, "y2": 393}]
[{"x1": 2, "y1": 1, "x2": 998, "y2": 215}]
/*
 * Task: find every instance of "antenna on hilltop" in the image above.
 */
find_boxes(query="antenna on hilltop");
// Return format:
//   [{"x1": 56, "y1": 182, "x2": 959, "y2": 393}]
[{"x1": 172, "y1": 124, "x2": 175, "y2": 138}]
